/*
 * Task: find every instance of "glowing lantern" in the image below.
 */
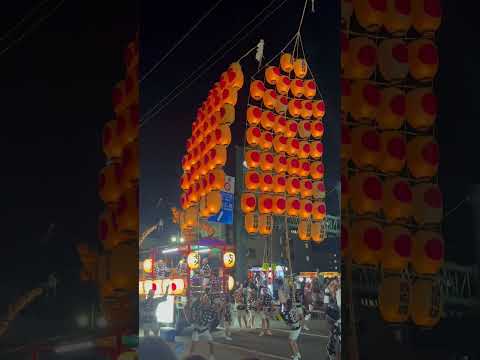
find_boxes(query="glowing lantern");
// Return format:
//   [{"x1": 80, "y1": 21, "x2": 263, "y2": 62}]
[
  {"x1": 244, "y1": 213, "x2": 259, "y2": 234},
  {"x1": 273, "y1": 115, "x2": 288, "y2": 134},
  {"x1": 259, "y1": 173, "x2": 274, "y2": 193},
  {"x1": 117, "y1": 105, "x2": 139, "y2": 147},
  {"x1": 273, "y1": 135, "x2": 288, "y2": 153},
  {"x1": 228, "y1": 62, "x2": 244, "y2": 89},
  {"x1": 299, "y1": 199, "x2": 313, "y2": 219},
  {"x1": 351, "y1": 81, "x2": 382, "y2": 122},
  {"x1": 312, "y1": 201, "x2": 327, "y2": 221},
  {"x1": 351, "y1": 126, "x2": 381, "y2": 169},
  {"x1": 299, "y1": 160, "x2": 311, "y2": 178},
  {"x1": 288, "y1": 99, "x2": 303, "y2": 117},
  {"x1": 412, "y1": 231, "x2": 444, "y2": 274},
  {"x1": 311, "y1": 221, "x2": 325, "y2": 243},
  {"x1": 411, "y1": 277, "x2": 442, "y2": 327},
  {"x1": 352, "y1": 220, "x2": 384, "y2": 266},
  {"x1": 250, "y1": 80, "x2": 266, "y2": 101},
  {"x1": 116, "y1": 185, "x2": 139, "y2": 235},
  {"x1": 258, "y1": 214, "x2": 273, "y2": 235},
  {"x1": 298, "y1": 120, "x2": 312, "y2": 138},
  {"x1": 313, "y1": 100, "x2": 326, "y2": 119},
  {"x1": 298, "y1": 219, "x2": 312, "y2": 240},
  {"x1": 110, "y1": 242, "x2": 137, "y2": 292},
  {"x1": 408, "y1": 39, "x2": 439, "y2": 82},
  {"x1": 272, "y1": 195, "x2": 287, "y2": 215},
  {"x1": 378, "y1": 39, "x2": 409, "y2": 81},
  {"x1": 99, "y1": 163, "x2": 122, "y2": 204},
  {"x1": 406, "y1": 136, "x2": 439, "y2": 178},
  {"x1": 286, "y1": 177, "x2": 301, "y2": 196},
  {"x1": 275, "y1": 95, "x2": 289, "y2": 114},
  {"x1": 222, "y1": 87, "x2": 238, "y2": 106},
  {"x1": 274, "y1": 153, "x2": 288, "y2": 173},
  {"x1": 379, "y1": 131, "x2": 406, "y2": 173},
  {"x1": 261, "y1": 111, "x2": 276, "y2": 130},
  {"x1": 310, "y1": 141, "x2": 324, "y2": 159},
  {"x1": 310, "y1": 161, "x2": 325, "y2": 180},
  {"x1": 341, "y1": 224, "x2": 351, "y2": 256},
  {"x1": 220, "y1": 104, "x2": 235, "y2": 125},
  {"x1": 342, "y1": 0, "x2": 354, "y2": 25},
  {"x1": 206, "y1": 190, "x2": 222, "y2": 214},
  {"x1": 184, "y1": 206, "x2": 198, "y2": 228},
  {"x1": 379, "y1": 274, "x2": 411, "y2": 323},
  {"x1": 265, "y1": 66, "x2": 281, "y2": 85},
  {"x1": 350, "y1": 172, "x2": 383, "y2": 215},
  {"x1": 382, "y1": 226, "x2": 412, "y2": 271},
  {"x1": 214, "y1": 125, "x2": 231, "y2": 146},
  {"x1": 246, "y1": 127, "x2": 262, "y2": 146},
  {"x1": 200, "y1": 175, "x2": 210, "y2": 197},
  {"x1": 102, "y1": 120, "x2": 122, "y2": 160},
  {"x1": 223, "y1": 251, "x2": 236, "y2": 268},
  {"x1": 344, "y1": 37, "x2": 377, "y2": 80},
  {"x1": 273, "y1": 174, "x2": 287, "y2": 193},
  {"x1": 263, "y1": 89, "x2": 277, "y2": 110},
  {"x1": 383, "y1": 178, "x2": 413, "y2": 221},
  {"x1": 247, "y1": 106, "x2": 263, "y2": 126},
  {"x1": 406, "y1": 88, "x2": 437, "y2": 130},
  {"x1": 341, "y1": 31, "x2": 349, "y2": 71},
  {"x1": 276, "y1": 76, "x2": 292, "y2": 96},
  {"x1": 301, "y1": 101, "x2": 313, "y2": 120},
  {"x1": 341, "y1": 79, "x2": 352, "y2": 114},
  {"x1": 285, "y1": 120, "x2": 298, "y2": 138},
  {"x1": 241, "y1": 193, "x2": 257, "y2": 213},
  {"x1": 291, "y1": 79, "x2": 305, "y2": 98},
  {"x1": 170, "y1": 279, "x2": 185, "y2": 295},
  {"x1": 209, "y1": 145, "x2": 227, "y2": 168},
  {"x1": 311, "y1": 120, "x2": 324, "y2": 139},
  {"x1": 208, "y1": 169, "x2": 225, "y2": 192},
  {"x1": 412, "y1": 183, "x2": 443, "y2": 225},
  {"x1": 300, "y1": 178, "x2": 313, "y2": 197},
  {"x1": 353, "y1": 0, "x2": 387, "y2": 31},
  {"x1": 304, "y1": 79, "x2": 317, "y2": 99},
  {"x1": 258, "y1": 194, "x2": 274, "y2": 214},
  {"x1": 313, "y1": 181, "x2": 326, "y2": 199},
  {"x1": 293, "y1": 58, "x2": 308, "y2": 78},
  {"x1": 228, "y1": 276, "x2": 235, "y2": 291},
  {"x1": 286, "y1": 138, "x2": 300, "y2": 156},
  {"x1": 209, "y1": 111, "x2": 221, "y2": 130},
  {"x1": 260, "y1": 152, "x2": 275, "y2": 171},
  {"x1": 187, "y1": 252, "x2": 201, "y2": 270},
  {"x1": 112, "y1": 80, "x2": 126, "y2": 114},
  {"x1": 298, "y1": 141, "x2": 311, "y2": 159},
  {"x1": 143, "y1": 259, "x2": 153, "y2": 273},
  {"x1": 259, "y1": 131, "x2": 274, "y2": 151},
  {"x1": 199, "y1": 196, "x2": 210, "y2": 217},
  {"x1": 412, "y1": 0, "x2": 442, "y2": 35},
  {"x1": 121, "y1": 140, "x2": 139, "y2": 188},
  {"x1": 377, "y1": 87, "x2": 406, "y2": 130},
  {"x1": 384, "y1": 0, "x2": 412, "y2": 35},
  {"x1": 98, "y1": 210, "x2": 120, "y2": 251},
  {"x1": 341, "y1": 171, "x2": 350, "y2": 210},
  {"x1": 287, "y1": 157, "x2": 301, "y2": 176},
  {"x1": 280, "y1": 53, "x2": 294, "y2": 73},
  {"x1": 245, "y1": 171, "x2": 261, "y2": 191},
  {"x1": 245, "y1": 150, "x2": 261, "y2": 169}
]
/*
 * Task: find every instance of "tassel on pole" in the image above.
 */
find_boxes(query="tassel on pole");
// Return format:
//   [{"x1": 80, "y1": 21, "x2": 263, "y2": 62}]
[{"x1": 255, "y1": 39, "x2": 265, "y2": 68}]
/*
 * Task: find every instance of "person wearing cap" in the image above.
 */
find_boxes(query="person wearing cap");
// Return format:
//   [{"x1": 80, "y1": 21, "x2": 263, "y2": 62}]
[{"x1": 141, "y1": 284, "x2": 169, "y2": 337}]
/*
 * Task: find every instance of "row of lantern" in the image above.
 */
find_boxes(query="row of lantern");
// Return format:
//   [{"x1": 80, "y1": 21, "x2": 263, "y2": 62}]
[
  {"x1": 139, "y1": 279, "x2": 186, "y2": 296},
  {"x1": 245, "y1": 150, "x2": 325, "y2": 173},
  {"x1": 102, "y1": 105, "x2": 139, "y2": 161},
  {"x1": 244, "y1": 171, "x2": 326, "y2": 195},
  {"x1": 180, "y1": 167, "x2": 226, "y2": 209},
  {"x1": 341, "y1": 36, "x2": 439, "y2": 83},
  {"x1": 342, "y1": 0, "x2": 442, "y2": 35},
  {"x1": 182, "y1": 144, "x2": 228, "y2": 184},
  {"x1": 342, "y1": 172, "x2": 442, "y2": 225},
  {"x1": 180, "y1": 191, "x2": 223, "y2": 228},
  {"x1": 341, "y1": 221, "x2": 444, "y2": 274},
  {"x1": 341, "y1": 81, "x2": 437, "y2": 130},
  {"x1": 343, "y1": 128, "x2": 439, "y2": 178},
  {"x1": 251, "y1": 77, "x2": 317, "y2": 100}
]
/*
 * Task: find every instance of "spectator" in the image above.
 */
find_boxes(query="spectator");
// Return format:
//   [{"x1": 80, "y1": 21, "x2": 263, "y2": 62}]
[
  {"x1": 280, "y1": 298, "x2": 302, "y2": 360},
  {"x1": 246, "y1": 283, "x2": 258, "y2": 329},
  {"x1": 258, "y1": 286, "x2": 273, "y2": 336},
  {"x1": 187, "y1": 293, "x2": 217, "y2": 360},
  {"x1": 234, "y1": 283, "x2": 248, "y2": 328}
]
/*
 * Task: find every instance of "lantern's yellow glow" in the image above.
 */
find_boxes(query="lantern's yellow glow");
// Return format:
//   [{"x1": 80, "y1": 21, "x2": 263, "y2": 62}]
[
  {"x1": 223, "y1": 251, "x2": 236, "y2": 268},
  {"x1": 143, "y1": 259, "x2": 153, "y2": 273},
  {"x1": 187, "y1": 252, "x2": 200, "y2": 270},
  {"x1": 228, "y1": 276, "x2": 235, "y2": 291}
]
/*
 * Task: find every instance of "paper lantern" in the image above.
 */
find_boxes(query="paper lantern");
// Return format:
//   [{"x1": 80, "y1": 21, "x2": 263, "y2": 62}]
[
  {"x1": 112, "y1": 80, "x2": 126, "y2": 114},
  {"x1": 207, "y1": 190, "x2": 222, "y2": 214},
  {"x1": 287, "y1": 157, "x2": 301, "y2": 176},
  {"x1": 265, "y1": 66, "x2": 281, "y2": 85},
  {"x1": 353, "y1": 0, "x2": 387, "y2": 31},
  {"x1": 377, "y1": 87, "x2": 406, "y2": 130},
  {"x1": 276, "y1": 76, "x2": 292, "y2": 96},
  {"x1": 379, "y1": 274, "x2": 411, "y2": 323},
  {"x1": 223, "y1": 251, "x2": 236, "y2": 268},
  {"x1": 275, "y1": 95, "x2": 289, "y2": 114},
  {"x1": 341, "y1": 31, "x2": 349, "y2": 71},
  {"x1": 214, "y1": 125, "x2": 231, "y2": 146},
  {"x1": 351, "y1": 220, "x2": 384, "y2": 266},
  {"x1": 351, "y1": 126, "x2": 381, "y2": 169},
  {"x1": 263, "y1": 89, "x2": 277, "y2": 110},
  {"x1": 241, "y1": 193, "x2": 257, "y2": 213},
  {"x1": 209, "y1": 168, "x2": 225, "y2": 191},
  {"x1": 382, "y1": 226, "x2": 412, "y2": 271},
  {"x1": 228, "y1": 276, "x2": 235, "y2": 291},
  {"x1": 209, "y1": 111, "x2": 221, "y2": 130},
  {"x1": 187, "y1": 182, "x2": 200, "y2": 204},
  {"x1": 341, "y1": 79, "x2": 352, "y2": 114},
  {"x1": 298, "y1": 141, "x2": 311, "y2": 159},
  {"x1": 342, "y1": 0, "x2": 354, "y2": 25},
  {"x1": 412, "y1": 183, "x2": 443, "y2": 225},
  {"x1": 245, "y1": 149, "x2": 261, "y2": 169},
  {"x1": 116, "y1": 185, "x2": 139, "y2": 235},
  {"x1": 272, "y1": 195, "x2": 287, "y2": 215},
  {"x1": 258, "y1": 214, "x2": 273, "y2": 235},
  {"x1": 259, "y1": 152, "x2": 275, "y2": 171},
  {"x1": 344, "y1": 37, "x2": 377, "y2": 80},
  {"x1": 412, "y1": 0, "x2": 442, "y2": 35},
  {"x1": 298, "y1": 120, "x2": 312, "y2": 138},
  {"x1": 250, "y1": 80, "x2": 266, "y2": 101},
  {"x1": 222, "y1": 87, "x2": 238, "y2": 106},
  {"x1": 378, "y1": 39, "x2": 409, "y2": 81},
  {"x1": 411, "y1": 277, "x2": 442, "y2": 327},
  {"x1": 285, "y1": 120, "x2": 298, "y2": 138},
  {"x1": 98, "y1": 163, "x2": 122, "y2": 204},
  {"x1": 259, "y1": 131, "x2": 274, "y2": 151},
  {"x1": 187, "y1": 252, "x2": 201, "y2": 270},
  {"x1": 286, "y1": 177, "x2": 301, "y2": 196},
  {"x1": 341, "y1": 171, "x2": 350, "y2": 210},
  {"x1": 209, "y1": 145, "x2": 227, "y2": 168},
  {"x1": 294, "y1": 58, "x2": 308, "y2": 78},
  {"x1": 102, "y1": 120, "x2": 122, "y2": 160},
  {"x1": 259, "y1": 173, "x2": 274, "y2": 193},
  {"x1": 116, "y1": 144, "x2": 138, "y2": 190},
  {"x1": 341, "y1": 124, "x2": 352, "y2": 161},
  {"x1": 351, "y1": 81, "x2": 382, "y2": 122},
  {"x1": 288, "y1": 99, "x2": 303, "y2": 117},
  {"x1": 350, "y1": 172, "x2": 383, "y2": 215},
  {"x1": 273, "y1": 115, "x2": 288, "y2": 134},
  {"x1": 406, "y1": 88, "x2": 437, "y2": 130},
  {"x1": 379, "y1": 131, "x2": 406, "y2": 173},
  {"x1": 199, "y1": 195, "x2": 210, "y2": 217},
  {"x1": 291, "y1": 79, "x2": 305, "y2": 98},
  {"x1": 408, "y1": 39, "x2": 439, "y2": 82},
  {"x1": 273, "y1": 134, "x2": 288, "y2": 153},
  {"x1": 299, "y1": 199, "x2": 313, "y2": 219},
  {"x1": 383, "y1": 178, "x2": 413, "y2": 221},
  {"x1": 312, "y1": 201, "x2": 326, "y2": 220},
  {"x1": 298, "y1": 160, "x2": 311, "y2": 178},
  {"x1": 310, "y1": 141, "x2": 324, "y2": 159},
  {"x1": 261, "y1": 111, "x2": 276, "y2": 131},
  {"x1": 109, "y1": 242, "x2": 137, "y2": 292},
  {"x1": 258, "y1": 194, "x2": 274, "y2": 214},
  {"x1": 116, "y1": 105, "x2": 139, "y2": 148},
  {"x1": 313, "y1": 181, "x2": 326, "y2": 199},
  {"x1": 228, "y1": 62, "x2": 244, "y2": 89},
  {"x1": 412, "y1": 231, "x2": 444, "y2": 274},
  {"x1": 300, "y1": 178, "x2": 313, "y2": 197},
  {"x1": 143, "y1": 259, "x2": 153, "y2": 273},
  {"x1": 304, "y1": 79, "x2": 317, "y2": 99},
  {"x1": 199, "y1": 175, "x2": 210, "y2": 197},
  {"x1": 244, "y1": 213, "x2": 259, "y2": 234},
  {"x1": 246, "y1": 126, "x2": 262, "y2": 146},
  {"x1": 98, "y1": 210, "x2": 121, "y2": 251},
  {"x1": 311, "y1": 221, "x2": 325, "y2": 243},
  {"x1": 301, "y1": 101, "x2": 313, "y2": 120},
  {"x1": 341, "y1": 224, "x2": 351, "y2": 256},
  {"x1": 247, "y1": 106, "x2": 263, "y2": 126},
  {"x1": 286, "y1": 138, "x2": 300, "y2": 156},
  {"x1": 298, "y1": 219, "x2": 312, "y2": 240},
  {"x1": 280, "y1": 53, "x2": 294, "y2": 73},
  {"x1": 310, "y1": 161, "x2": 325, "y2": 180},
  {"x1": 407, "y1": 136, "x2": 439, "y2": 178},
  {"x1": 220, "y1": 104, "x2": 235, "y2": 125},
  {"x1": 273, "y1": 174, "x2": 287, "y2": 193},
  {"x1": 384, "y1": 0, "x2": 412, "y2": 35},
  {"x1": 273, "y1": 153, "x2": 288, "y2": 173},
  {"x1": 245, "y1": 171, "x2": 260, "y2": 191},
  {"x1": 313, "y1": 100, "x2": 326, "y2": 119}
]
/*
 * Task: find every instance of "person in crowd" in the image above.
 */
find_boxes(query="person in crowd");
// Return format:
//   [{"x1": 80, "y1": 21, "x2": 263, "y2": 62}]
[
  {"x1": 200, "y1": 258, "x2": 212, "y2": 289},
  {"x1": 277, "y1": 278, "x2": 289, "y2": 312},
  {"x1": 280, "y1": 298, "x2": 302, "y2": 360},
  {"x1": 141, "y1": 284, "x2": 169, "y2": 337},
  {"x1": 258, "y1": 286, "x2": 273, "y2": 336},
  {"x1": 187, "y1": 293, "x2": 217, "y2": 360},
  {"x1": 209, "y1": 269, "x2": 222, "y2": 305},
  {"x1": 222, "y1": 293, "x2": 233, "y2": 340},
  {"x1": 247, "y1": 282, "x2": 258, "y2": 329},
  {"x1": 234, "y1": 283, "x2": 248, "y2": 328},
  {"x1": 155, "y1": 259, "x2": 169, "y2": 279},
  {"x1": 177, "y1": 257, "x2": 188, "y2": 275}
]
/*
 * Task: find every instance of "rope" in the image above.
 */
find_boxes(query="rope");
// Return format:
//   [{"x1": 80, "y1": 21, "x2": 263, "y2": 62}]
[
  {"x1": 444, "y1": 196, "x2": 470, "y2": 218},
  {"x1": 140, "y1": 0, "x2": 225, "y2": 83}
]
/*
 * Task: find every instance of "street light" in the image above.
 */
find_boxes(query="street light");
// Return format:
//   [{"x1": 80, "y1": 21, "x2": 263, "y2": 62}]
[
  {"x1": 171, "y1": 236, "x2": 177, "y2": 243},
  {"x1": 180, "y1": 237, "x2": 185, "y2": 243}
]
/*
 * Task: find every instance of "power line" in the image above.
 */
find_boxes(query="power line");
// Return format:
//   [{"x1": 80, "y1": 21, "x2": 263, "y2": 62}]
[
  {"x1": 140, "y1": 0, "x2": 225, "y2": 83},
  {"x1": 0, "y1": 0, "x2": 65, "y2": 58},
  {"x1": 140, "y1": 0, "x2": 280, "y2": 122},
  {"x1": 140, "y1": 0, "x2": 289, "y2": 128}
]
